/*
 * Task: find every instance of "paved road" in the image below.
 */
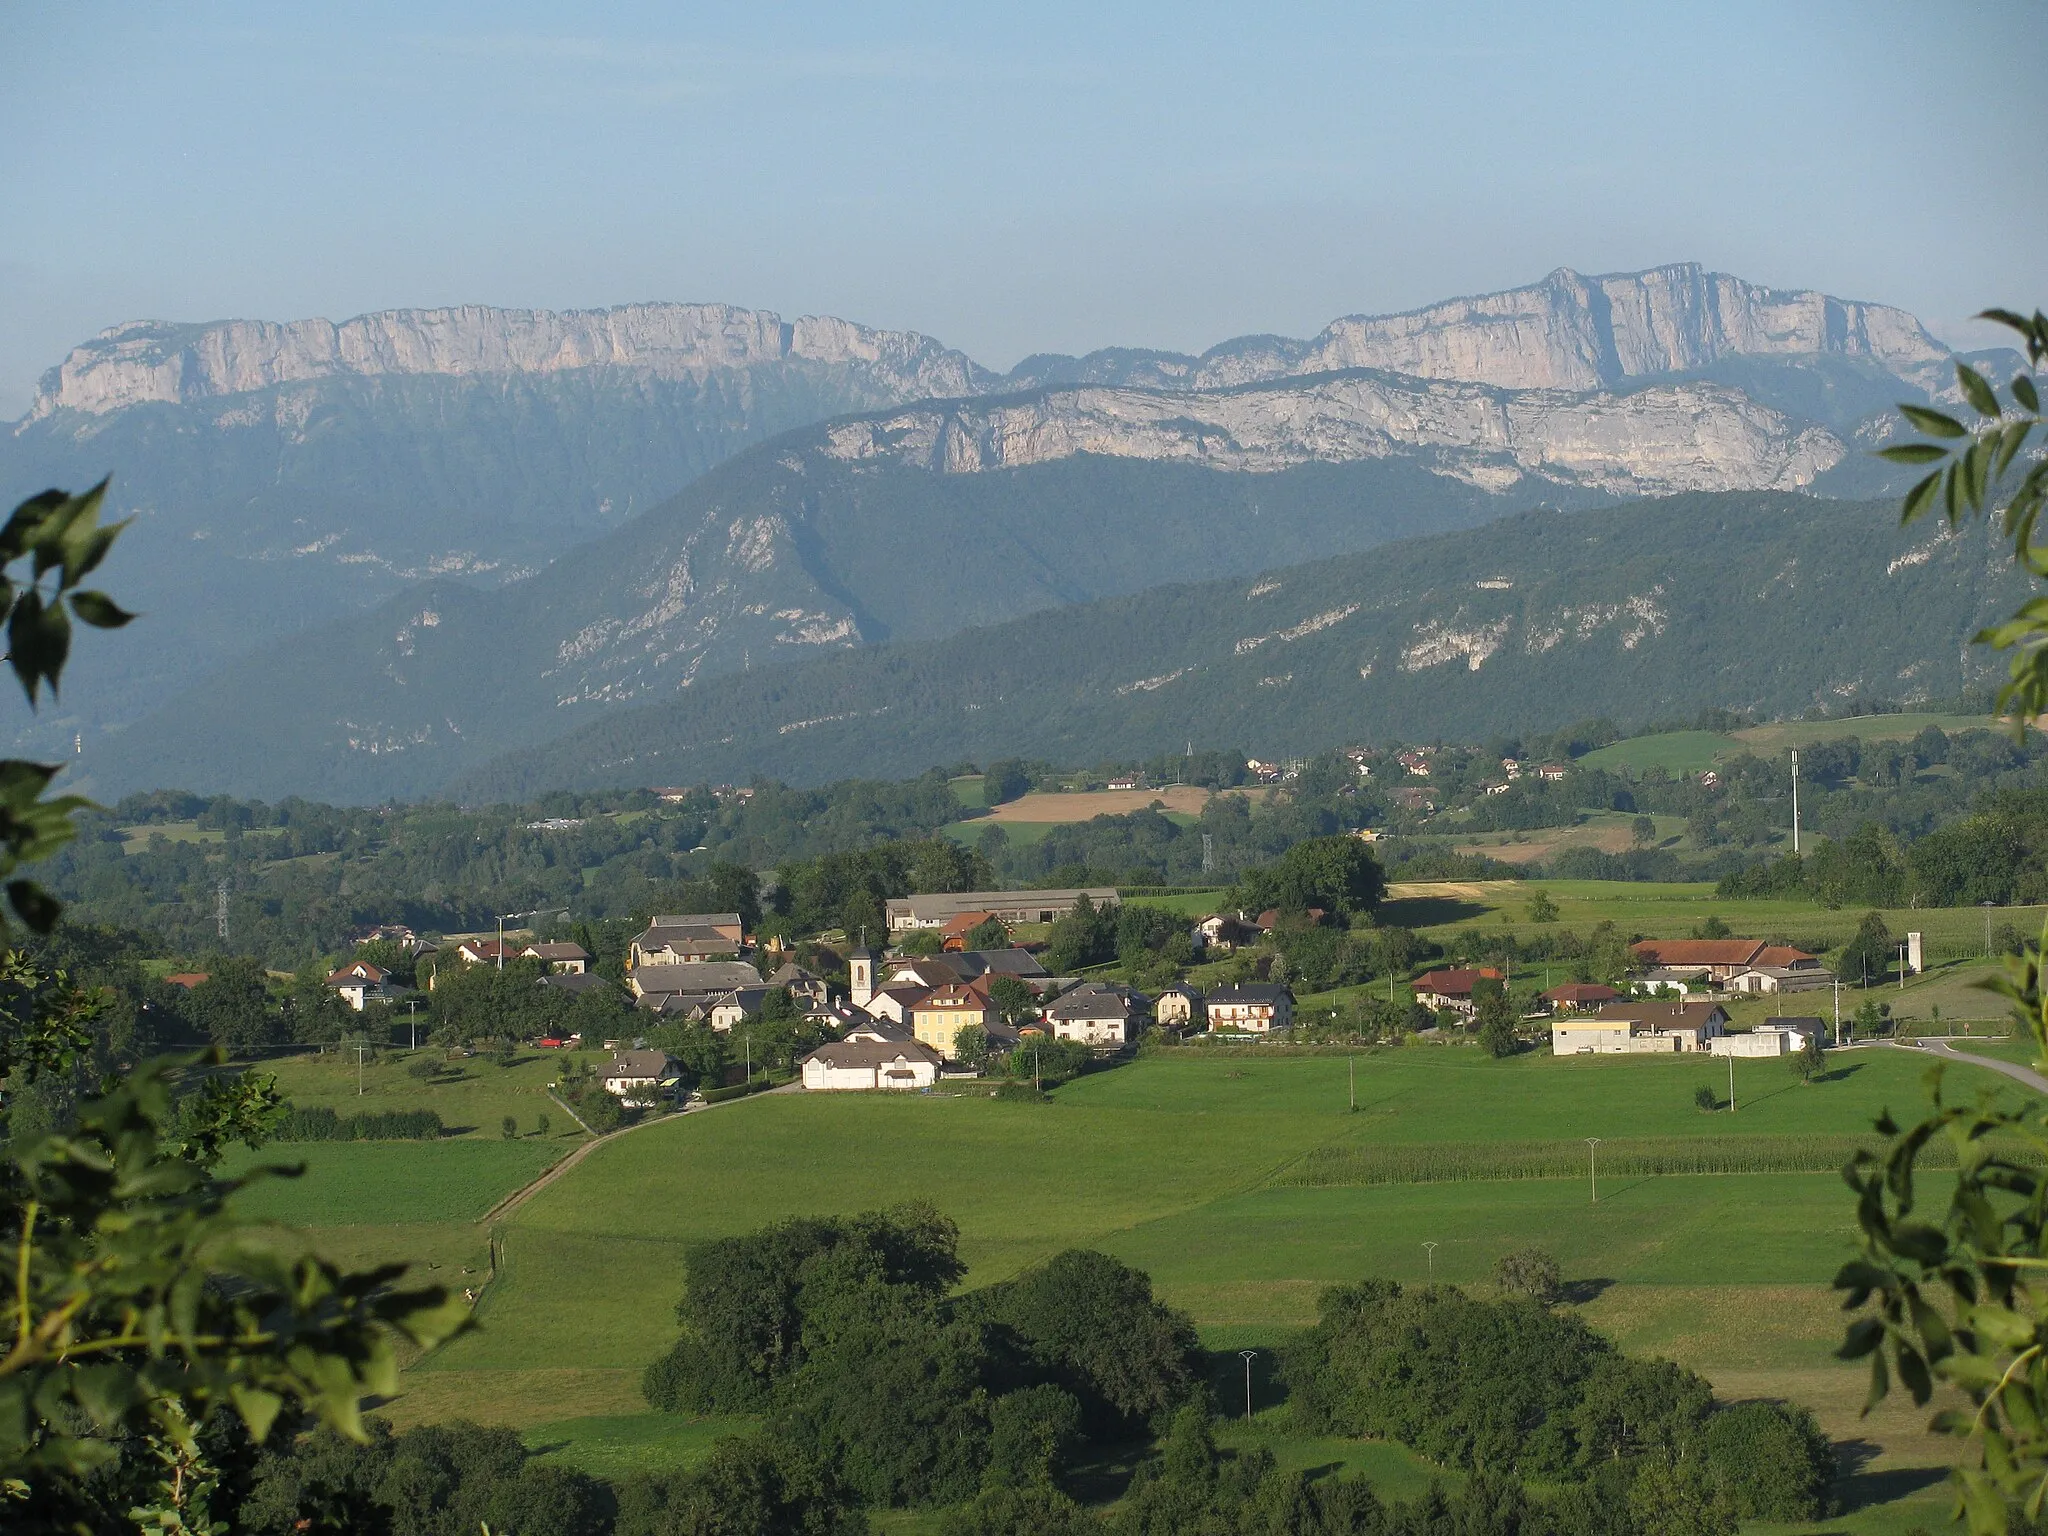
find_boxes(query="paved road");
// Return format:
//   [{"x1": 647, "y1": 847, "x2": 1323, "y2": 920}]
[{"x1": 1892, "y1": 1038, "x2": 2048, "y2": 1095}]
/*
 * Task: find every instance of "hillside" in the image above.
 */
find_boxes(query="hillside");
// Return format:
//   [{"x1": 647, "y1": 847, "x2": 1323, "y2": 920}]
[
  {"x1": 91, "y1": 453, "x2": 1525, "y2": 802},
  {"x1": 431, "y1": 489, "x2": 2023, "y2": 798},
  {"x1": 6, "y1": 263, "x2": 1962, "y2": 759}
]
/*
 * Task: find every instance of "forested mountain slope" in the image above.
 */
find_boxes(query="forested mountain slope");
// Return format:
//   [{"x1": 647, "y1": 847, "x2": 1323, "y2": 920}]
[
  {"x1": 92, "y1": 453, "x2": 1525, "y2": 802},
  {"x1": 448, "y1": 491, "x2": 2029, "y2": 800}
]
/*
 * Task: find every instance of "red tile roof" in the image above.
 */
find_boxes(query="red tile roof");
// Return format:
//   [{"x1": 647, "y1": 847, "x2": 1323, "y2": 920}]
[{"x1": 1629, "y1": 939, "x2": 1766, "y2": 967}]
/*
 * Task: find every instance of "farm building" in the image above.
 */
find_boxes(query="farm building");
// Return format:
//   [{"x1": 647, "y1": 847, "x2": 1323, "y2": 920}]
[
  {"x1": 1540, "y1": 982, "x2": 1620, "y2": 1014},
  {"x1": 886, "y1": 888, "x2": 1118, "y2": 931},
  {"x1": 629, "y1": 914, "x2": 745, "y2": 967},
  {"x1": 1710, "y1": 1019, "x2": 1826, "y2": 1057}
]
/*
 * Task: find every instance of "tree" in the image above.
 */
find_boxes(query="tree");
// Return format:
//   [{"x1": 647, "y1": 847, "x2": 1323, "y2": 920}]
[
  {"x1": 1527, "y1": 889, "x2": 1559, "y2": 923},
  {"x1": 1473, "y1": 979, "x2": 1518, "y2": 1057},
  {"x1": 1839, "y1": 316, "x2": 2048, "y2": 1533},
  {"x1": 962, "y1": 916, "x2": 1011, "y2": 951},
  {"x1": 1837, "y1": 910, "x2": 1894, "y2": 986},
  {"x1": 984, "y1": 760, "x2": 1032, "y2": 806},
  {"x1": 502, "y1": 1114, "x2": 518, "y2": 1138},
  {"x1": 1787, "y1": 1031, "x2": 1825, "y2": 1084},
  {"x1": 951, "y1": 1023, "x2": 990, "y2": 1068},
  {"x1": 1703, "y1": 1401, "x2": 1834, "y2": 1521},
  {"x1": 1493, "y1": 1247, "x2": 1561, "y2": 1304},
  {"x1": 1631, "y1": 816, "x2": 1657, "y2": 850},
  {"x1": 0, "y1": 484, "x2": 462, "y2": 1523},
  {"x1": 986, "y1": 974, "x2": 1037, "y2": 1026}
]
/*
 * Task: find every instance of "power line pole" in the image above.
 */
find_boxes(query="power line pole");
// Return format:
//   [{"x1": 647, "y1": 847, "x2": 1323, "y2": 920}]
[
  {"x1": 1585, "y1": 1137, "x2": 1602, "y2": 1204},
  {"x1": 1790, "y1": 749, "x2": 1800, "y2": 854},
  {"x1": 216, "y1": 879, "x2": 229, "y2": 943}
]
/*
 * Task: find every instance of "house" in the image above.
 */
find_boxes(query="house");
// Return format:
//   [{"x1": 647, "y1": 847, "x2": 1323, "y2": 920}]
[
  {"x1": 628, "y1": 960, "x2": 763, "y2": 1003},
  {"x1": 1410, "y1": 967, "x2": 1505, "y2": 1015},
  {"x1": 766, "y1": 961, "x2": 829, "y2": 1007},
  {"x1": 1107, "y1": 775, "x2": 1141, "y2": 791},
  {"x1": 864, "y1": 984, "x2": 930, "y2": 1025},
  {"x1": 1536, "y1": 763, "x2": 1569, "y2": 782},
  {"x1": 163, "y1": 972, "x2": 209, "y2": 990},
  {"x1": 1195, "y1": 914, "x2": 1260, "y2": 952},
  {"x1": 1500, "y1": 757, "x2": 1522, "y2": 778},
  {"x1": 1555, "y1": 1000, "x2": 1730, "y2": 1054},
  {"x1": 1044, "y1": 984, "x2": 1144, "y2": 1049},
  {"x1": 707, "y1": 987, "x2": 771, "y2": 1031},
  {"x1": 801, "y1": 1037, "x2": 943, "y2": 1091},
  {"x1": 521, "y1": 942, "x2": 591, "y2": 975},
  {"x1": 909, "y1": 983, "x2": 995, "y2": 1059},
  {"x1": 453, "y1": 938, "x2": 522, "y2": 967},
  {"x1": 842, "y1": 1015, "x2": 914, "y2": 1045},
  {"x1": 1206, "y1": 983, "x2": 1294, "y2": 1034},
  {"x1": 629, "y1": 914, "x2": 745, "y2": 967},
  {"x1": 805, "y1": 999, "x2": 870, "y2": 1036},
  {"x1": 1396, "y1": 750, "x2": 1430, "y2": 777},
  {"x1": 884, "y1": 958, "x2": 967, "y2": 992},
  {"x1": 325, "y1": 960, "x2": 393, "y2": 1012},
  {"x1": 939, "y1": 911, "x2": 998, "y2": 950},
  {"x1": 1155, "y1": 985, "x2": 1202, "y2": 1028},
  {"x1": 1698, "y1": 771, "x2": 1721, "y2": 789},
  {"x1": 886, "y1": 889, "x2": 1120, "y2": 932},
  {"x1": 1539, "y1": 982, "x2": 1621, "y2": 1014},
  {"x1": 601, "y1": 1049, "x2": 681, "y2": 1106},
  {"x1": 944, "y1": 949, "x2": 1049, "y2": 984}
]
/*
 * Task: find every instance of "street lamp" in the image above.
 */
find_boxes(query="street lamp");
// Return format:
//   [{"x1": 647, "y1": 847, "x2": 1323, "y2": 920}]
[
  {"x1": 1423, "y1": 1241, "x2": 1439, "y2": 1282},
  {"x1": 1238, "y1": 1350, "x2": 1258, "y2": 1420},
  {"x1": 494, "y1": 906, "x2": 568, "y2": 969},
  {"x1": 1584, "y1": 1137, "x2": 1602, "y2": 1204}
]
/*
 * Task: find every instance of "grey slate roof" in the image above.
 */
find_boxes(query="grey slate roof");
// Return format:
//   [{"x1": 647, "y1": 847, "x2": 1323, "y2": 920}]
[{"x1": 633, "y1": 961, "x2": 762, "y2": 994}]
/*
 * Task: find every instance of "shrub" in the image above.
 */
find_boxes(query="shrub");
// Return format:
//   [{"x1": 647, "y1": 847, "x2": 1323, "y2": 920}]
[
  {"x1": 1493, "y1": 1246, "x2": 1561, "y2": 1304},
  {"x1": 1694, "y1": 1084, "x2": 1719, "y2": 1112},
  {"x1": 1704, "y1": 1400, "x2": 1835, "y2": 1520},
  {"x1": 271, "y1": 1104, "x2": 444, "y2": 1141}
]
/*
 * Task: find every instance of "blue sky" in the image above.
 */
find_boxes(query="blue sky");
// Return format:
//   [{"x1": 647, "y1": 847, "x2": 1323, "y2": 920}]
[{"x1": 3, "y1": 1, "x2": 2043, "y2": 417}]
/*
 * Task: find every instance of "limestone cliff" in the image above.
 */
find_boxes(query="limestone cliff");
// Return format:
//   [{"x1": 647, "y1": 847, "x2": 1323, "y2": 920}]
[
  {"x1": 28, "y1": 302, "x2": 990, "y2": 419},
  {"x1": 819, "y1": 372, "x2": 1844, "y2": 496}
]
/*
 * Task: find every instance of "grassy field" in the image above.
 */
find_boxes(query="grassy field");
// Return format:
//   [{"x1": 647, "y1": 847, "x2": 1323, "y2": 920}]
[
  {"x1": 338, "y1": 1044, "x2": 2027, "y2": 1529},
  {"x1": 1563, "y1": 715, "x2": 1999, "y2": 781},
  {"x1": 263, "y1": 1047, "x2": 600, "y2": 1140},
  {"x1": 1577, "y1": 731, "x2": 1736, "y2": 775}
]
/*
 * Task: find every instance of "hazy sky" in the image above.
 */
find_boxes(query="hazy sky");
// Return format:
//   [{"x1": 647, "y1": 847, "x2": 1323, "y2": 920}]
[{"x1": 4, "y1": 1, "x2": 2043, "y2": 418}]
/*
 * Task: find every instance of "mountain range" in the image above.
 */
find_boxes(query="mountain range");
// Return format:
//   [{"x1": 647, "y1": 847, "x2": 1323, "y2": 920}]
[{"x1": 1, "y1": 262, "x2": 1994, "y2": 799}]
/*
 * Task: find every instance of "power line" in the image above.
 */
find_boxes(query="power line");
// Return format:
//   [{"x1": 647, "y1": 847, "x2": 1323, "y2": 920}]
[{"x1": 216, "y1": 879, "x2": 229, "y2": 943}]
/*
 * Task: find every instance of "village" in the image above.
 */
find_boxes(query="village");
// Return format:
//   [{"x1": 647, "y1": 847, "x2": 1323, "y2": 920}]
[{"x1": 304, "y1": 887, "x2": 1895, "y2": 1108}]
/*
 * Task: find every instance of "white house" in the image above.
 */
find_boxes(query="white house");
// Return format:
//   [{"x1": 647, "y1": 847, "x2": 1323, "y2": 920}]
[
  {"x1": 601, "y1": 1049, "x2": 681, "y2": 1106},
  {"x1": 800, "y1": 1037, "x2": 943, "y2": 1091},
  {"x1": 1045, "y1": 985, "x2": 1142, "y2": 1049},
  {"x1": 324, "y1": 960, "x2": 393, "y2": 1012}
]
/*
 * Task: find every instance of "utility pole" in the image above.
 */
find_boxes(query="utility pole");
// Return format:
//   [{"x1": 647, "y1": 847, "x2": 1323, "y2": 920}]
[
  {"x1": 1585, "y1": 1137, "x2": 1602, "y2": 1204},
  {"x1": 1790, "y1": 749, "x2": 1800, "y2": 854},
  {"x1": 1349, "y1": 1054, "x2": 1355, "y2": 1112},
  {"x1": 1728, "y1": 1052, "x2": 1736, "y2": 1112},
  {"x1": 216, "y1": 879, "x2": 230, "y2": 943},
  {"x1": 1985, "y1": 901, "x2": 1997, "y2": 957},
  {"x1": 1423, "y1": 1241, "x2": 1438, "y2": 1282},
  {"x1": 1833, "y1": 978, "x2": 1842, "y2": 1046},
  {"x1": 356, "y1": 1040, "x2": 369, "y2": 1096},
  {"x1": 407, "y1": 998, "x2": 421, "y2": 1050},
  {"x1": 1239, "y1": 1350, "x2": 1258, "y2": 1420}
]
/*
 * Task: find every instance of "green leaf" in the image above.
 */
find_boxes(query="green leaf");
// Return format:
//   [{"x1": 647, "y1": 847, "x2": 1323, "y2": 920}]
[
  {"x1": 1959, "y1": 363, "x2": 2002, "y2": 419},
  {"x1": 67, "y1": 590, "x2": 135, "y2": 629},
  {"x1": 2014, "y1": 374, "x2": 2041, "y2": 415},
  {"x1": 1901, "y1": 472, "x2": 1943, "y2": 524},
  {"x1": 9, "y1": 879, "x2": 64, "y2": 934},
  {"x1": 1902, "y1": 404, "x2": 1969, "y2": 438},
  {"x1": 1881, "y1": 443, "x2": 1951, "y2": 465}
]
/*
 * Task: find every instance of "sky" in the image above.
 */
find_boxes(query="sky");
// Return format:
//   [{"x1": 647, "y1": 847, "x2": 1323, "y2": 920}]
[{"x1": 3, "y1": 0, "x2": 2044, "y2": 418}]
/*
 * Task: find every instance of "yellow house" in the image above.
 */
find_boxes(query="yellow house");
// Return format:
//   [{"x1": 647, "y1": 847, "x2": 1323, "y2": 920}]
[{"x1": 909, "y1": 983, "x2": 993, "y2": 1060}]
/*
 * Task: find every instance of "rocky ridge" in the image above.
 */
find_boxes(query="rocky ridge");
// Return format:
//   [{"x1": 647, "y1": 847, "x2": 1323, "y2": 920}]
[
  {"x1": 29, "y1": 303, "x2": 990, "y2": 419},
  {"x1": 820, "y1": 373, "x2": 1845, "y2": 495}
]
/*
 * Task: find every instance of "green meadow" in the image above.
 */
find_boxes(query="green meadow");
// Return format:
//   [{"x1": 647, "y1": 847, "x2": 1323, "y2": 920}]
[{"x1": 243, "y1": 1042, "x2": 2022, "y2": 1530}]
